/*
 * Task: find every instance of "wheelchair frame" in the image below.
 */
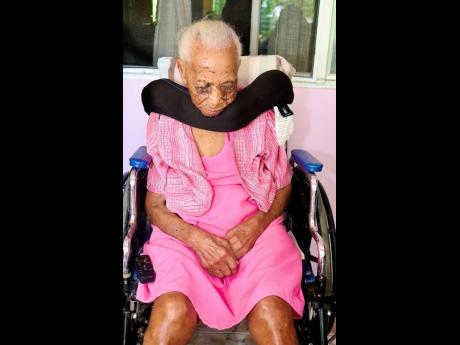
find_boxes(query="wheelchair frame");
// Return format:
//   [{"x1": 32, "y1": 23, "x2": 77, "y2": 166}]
[{"x1": 122, "y1": 147, "x2": 336, "y2": 345}]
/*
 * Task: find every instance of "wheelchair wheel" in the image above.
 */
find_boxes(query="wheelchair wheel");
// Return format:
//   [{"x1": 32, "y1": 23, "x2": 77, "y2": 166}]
[
  {"x1": 288, "y1": 167, "x2": 336, "y2": 345},
  {"x1": 123, "y1": 168, "x2": 153, "y2": 345},
  {"x1": 315, "y1": 180, "x2": 336, "y2": 341},
  {"x1": 316, "y1": 180, "x2": 335, "y2": 300},
  {"x1": 123, "y1": 293, "x2": 152, "y2": 345},
  {"x1": 123, "y1": 171, "x2": 131, "y2": 238}
]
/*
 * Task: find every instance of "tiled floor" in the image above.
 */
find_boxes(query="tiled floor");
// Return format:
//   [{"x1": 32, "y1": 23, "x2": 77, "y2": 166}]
[
  {"x1": 188, "y1": 320, "x2": 255, "y2": 345},
  {"x1": 188, "y1": 319, "x2": 336, "y2": 345}
]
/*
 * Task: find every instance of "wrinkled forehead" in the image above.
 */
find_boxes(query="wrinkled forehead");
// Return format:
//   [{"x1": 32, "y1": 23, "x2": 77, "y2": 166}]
[{"x1": 187, "y1": 41, "x2": 239, "y2": 80}]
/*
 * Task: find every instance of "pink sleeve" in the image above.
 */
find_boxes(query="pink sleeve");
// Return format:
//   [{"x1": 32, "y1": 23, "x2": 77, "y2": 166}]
[
  {"x1": 145, "y1": 113, "x2": 168, "y2": 195},
  {"x1": 264, "y1": 110, "x2": 293, "y2": 189}
]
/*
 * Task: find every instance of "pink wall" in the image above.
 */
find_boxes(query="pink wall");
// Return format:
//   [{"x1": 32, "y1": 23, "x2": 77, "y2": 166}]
[
  {"x1": 287, "y1": 87, "x2": 336, "y2": 219},
  {"x1": 123, "y1": 79, "x2": 150, "y2": 173},
  {"x1": 123, "y1": 79, "x2": 336, "y2": 219}
]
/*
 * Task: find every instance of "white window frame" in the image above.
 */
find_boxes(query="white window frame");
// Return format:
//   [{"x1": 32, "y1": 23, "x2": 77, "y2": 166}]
[
  {"x1": 311, "y1": 0, "x2": 335, "y2": 83},
  {"x1": 326, "y1": 0, "x2": 336, "y2": 80},
  {"x1": 124, "y1": 0, "x2": 336, "y2": 88}
]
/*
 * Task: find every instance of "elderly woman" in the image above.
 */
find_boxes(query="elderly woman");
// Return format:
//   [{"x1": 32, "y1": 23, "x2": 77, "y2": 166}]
[{"x1": 137, "y1": 20, "x2": 304, "y2": 345}]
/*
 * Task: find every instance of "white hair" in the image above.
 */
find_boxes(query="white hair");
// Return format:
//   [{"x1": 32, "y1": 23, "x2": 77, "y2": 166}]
[{"x1": 178, "y1": 20, "x2": 242, "y2": 64}]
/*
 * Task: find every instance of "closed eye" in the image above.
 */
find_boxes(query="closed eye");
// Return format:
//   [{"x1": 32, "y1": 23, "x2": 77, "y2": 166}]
[{"x1": 196, "y1": 86, "x2": 211, "y2": 94}]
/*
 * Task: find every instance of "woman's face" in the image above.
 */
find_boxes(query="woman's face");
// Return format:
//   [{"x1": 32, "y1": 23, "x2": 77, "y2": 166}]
[{"x1": 178, "y1": 42, "x2": 238, "y2": 117}]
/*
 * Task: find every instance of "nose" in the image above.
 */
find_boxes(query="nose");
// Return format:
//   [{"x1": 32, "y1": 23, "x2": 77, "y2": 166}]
[{"x1": 208, "y1": 88, "x2": 223, "y2": 108}]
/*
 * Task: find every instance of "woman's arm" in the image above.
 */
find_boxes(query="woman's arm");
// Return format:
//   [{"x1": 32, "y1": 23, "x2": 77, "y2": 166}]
[
  {"x1": 224, "y1": 110, "x2": 293, "y2": 258},
  {"x1": 224, "y1": 182, "x2": 292, "y2": 259}
]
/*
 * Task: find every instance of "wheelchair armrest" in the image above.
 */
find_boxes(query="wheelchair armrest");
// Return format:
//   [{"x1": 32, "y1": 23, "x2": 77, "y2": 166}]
[
  {"x1": 130, "y1": 146, "x2": 152, "y2": 169},
  {"x1": 290, "y1": 149, "x2": 323, "y2": 173}
]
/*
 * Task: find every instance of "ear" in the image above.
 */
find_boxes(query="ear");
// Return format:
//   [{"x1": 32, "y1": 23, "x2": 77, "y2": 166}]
[{"x1": 176, "y1": 59, "x2": 188, "y2": 87}]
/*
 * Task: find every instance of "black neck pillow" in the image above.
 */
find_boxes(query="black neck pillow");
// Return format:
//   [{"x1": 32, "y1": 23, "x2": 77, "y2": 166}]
[{"x1": 141, "y1": 70, "x2": 294, "y2": 132}]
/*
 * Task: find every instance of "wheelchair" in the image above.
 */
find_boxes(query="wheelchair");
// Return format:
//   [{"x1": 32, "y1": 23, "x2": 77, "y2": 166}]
[{"x1": 123, "y1": 144, "x2": 336, "y2": 345}]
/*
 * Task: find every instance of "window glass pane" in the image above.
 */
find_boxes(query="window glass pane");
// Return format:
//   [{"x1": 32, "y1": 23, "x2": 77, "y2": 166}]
[
  {"x1": 123, "y1": 0, "x2": 319, "y2": 73},
  {"x1": 258, "y1": 0, "x2": 318, "y2": 75},
  {"x1": 218, "y1": 0, "x2": 253, "y2": 56},
  {"x1": 330, "y1": 24, "x2": 336, "y2": 74},
  {"x1": 123, "y1": 0, "x2": 156, "y2": 66},
  {"x1": 123, "y1": 0, "x2": 253, "y2": 67}
]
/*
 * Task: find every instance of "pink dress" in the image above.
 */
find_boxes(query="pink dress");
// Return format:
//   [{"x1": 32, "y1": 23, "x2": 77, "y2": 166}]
[{"x1": 136, "y1": 133, "x2": 304, "y2": 330}]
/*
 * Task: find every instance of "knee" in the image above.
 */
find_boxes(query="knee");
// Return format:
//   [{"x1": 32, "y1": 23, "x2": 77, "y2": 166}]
[
  {"x1": 143, "y1": 293, "x2": 197, "y2": 345},
  {"x1": 157, "y1": 292, "x2": 197, "y2": 324},
  {"x1": 248, "y1": 296, "x2": 294, "y2": 333}
]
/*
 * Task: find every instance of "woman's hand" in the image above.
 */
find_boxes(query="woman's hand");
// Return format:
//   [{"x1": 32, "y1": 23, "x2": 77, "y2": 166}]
[
  {"x1": 189, "y1": 228, "x2": 239, "y2": 278},
  {"x1": 224, "y1": 214, "x2": 266, "y2": 259}
]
